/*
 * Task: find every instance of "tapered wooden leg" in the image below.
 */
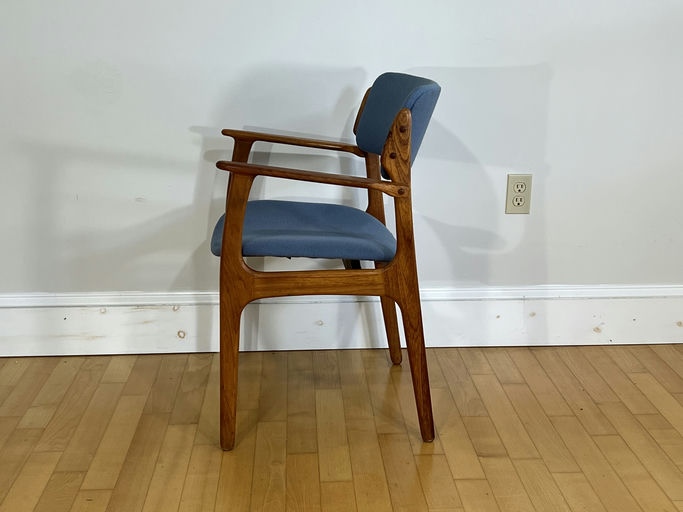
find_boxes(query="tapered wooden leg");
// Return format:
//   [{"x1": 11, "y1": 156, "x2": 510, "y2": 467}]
[
  {"x1": 219, "y1": 293, "x2": 243, "y2": 451},
  {"x1": 380, "y1": 296, "x2": 402, "y2": 365},
  {"x1": 374, "y1": 261, "x2": 402, "y2": 365},
  {"x1": 345, "y1": 260, "x2": 402, "y2": 365},
  {"x1": 397, "y1": 287, "x2": 434, "y2": 442}
]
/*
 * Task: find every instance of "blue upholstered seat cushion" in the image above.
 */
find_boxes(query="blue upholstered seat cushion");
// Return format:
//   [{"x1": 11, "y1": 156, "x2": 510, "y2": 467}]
[{"x1": 211, "y1": 200, "x2": 397, "y2": 261}]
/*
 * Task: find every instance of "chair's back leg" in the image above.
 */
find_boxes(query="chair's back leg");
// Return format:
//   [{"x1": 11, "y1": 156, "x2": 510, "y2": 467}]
[
  {"x1": 343, "y1": 259, "x2": 402, "y2": 365},
  {"x1": 379, "y1": 296, "x2": 402, "y2": 365},
  {"x1": 375, "y1": 261, "x2": 402, "y2": 365}
]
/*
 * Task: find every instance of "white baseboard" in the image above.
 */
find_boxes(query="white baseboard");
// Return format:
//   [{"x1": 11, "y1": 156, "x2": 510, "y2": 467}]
[{"x1": 1, "y1": 286, "x2": 682, "y2": 356}]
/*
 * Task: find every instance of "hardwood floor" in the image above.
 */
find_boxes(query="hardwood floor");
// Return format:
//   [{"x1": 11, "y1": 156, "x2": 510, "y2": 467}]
[{"x1": 1, "y1": 345, "x2": 683, "y2": 511}]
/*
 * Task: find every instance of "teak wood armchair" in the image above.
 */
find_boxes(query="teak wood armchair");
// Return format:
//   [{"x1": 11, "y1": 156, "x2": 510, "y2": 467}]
[{"x1": 211, "y1": 72, "x2": 441, "y2": 450}]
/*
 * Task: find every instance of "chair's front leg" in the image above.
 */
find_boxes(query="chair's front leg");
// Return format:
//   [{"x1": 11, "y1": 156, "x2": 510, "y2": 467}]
[
  {"x1": 396, "y1": 280, "x2": 434, "y2": 442},
  {"x1": 219, "y1": 289, "x2": 245, "y2": 450},
  {"x1": 218, "y1": 172, "x2": 255, "y2": 450},
  {"x1": 389, "y1": 193, "x2": 434, "y2": 442}
]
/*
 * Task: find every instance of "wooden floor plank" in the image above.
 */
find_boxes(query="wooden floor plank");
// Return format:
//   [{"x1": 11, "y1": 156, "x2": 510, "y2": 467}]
[
  {"x1": 553, "y1": 472, "x2": 607, "y2": 512},
  {"x1": 535, "y1": 349, "x2": 616, "y2": 435},
  {"x1": 286, "y1": 453, "x2": 321, "y2": 512},
  {"x1": 630, "y1": 347, "x2": 683, "y2": 393},
  {"x1": 214, "y1": 410, "x2": 258, "y2": 512},
  {"x1": 34, "y1": 471, "x2": 85, "y2": 512},
  {"x1": 471, "y1": 374, "x2": 539, "y2": 458},
  {"x1": 432, "y1": 387, "x2": 485, "y2": 479},
  {"x1": 425, "y1": 348, "x2": 449, "y2": 390},
  {"x1": 0, "y1": 359, "x2": 31, "y2": 406},
  {"x1": 101, "y1": 356, "x2": 137, "y2": 384},
  {"x1": 70, "y1": 490, "x2": 112, "y2": 512},
  {"x1": 258, "y1": 352, "x2": 288, "y2": 422},
  {"x1": 604, "y1": 346, "x2": 647, "y2": 373},
  {"x1": 0, "y1": 417, "x2": 19, "y2": 451},
  {"x1": 503, "y1": 383, "x2": 580, "y2": 472},
  {"x1": 414, "y1": 454, "x2": 463, "y2": 510},
  {"x1": 551, "y1": 415, "x2": 644, "y2": 512},
  {"x1": 455, "y1": 480, "x2": 501, "y2": 512},
  {"x1": 479, "y1": 457, "x2": 534, "y2": 512},
  {"x1": 170, "y1": 354, "x2": 212, "y2": 425},
  {"x1": 104, "y1": 412, "x2": 169, "y2": 512},
  {"x1": 195, "y1": 354, "x2": 219, "y2": 445},
  {"x1": 507, "y1": 348, "x2": 573, "y2": 416},
  {"x1": 645, "y1": 427, "x2": 683, "y2": 467},
  {"x1": 463, "y1": 416, "x2": 507, "y2": 458},
  {"x1": 484, "y1": 348, "x2": 525, "y2": 384},
  {"x1": 57, "y1": 382, "x2": 125, "y2": 472},
  {"x1": 630, "y1": 372, "x2": 683, "y2": 436},
  {"x1": 313, "y1": 351, "x2": 341, "y2": 390},
  {"x1": 593, "y1": 434, "x2": 678, "y2": 512},
  {"x1": 362, "y1": 351, "x2": 405, "y2": 434},
  {"x1": 320, "y1": 481, "x2": 357, "y2": 512},
  {"x1": 581, "y1": 346, "x2": 657, "y2": 414},
  {"x1": 599, "y1": 401, "x2": 683, "y2": 500},
  {"x1": 237, "y1": 352, "x2": 263, "y2": 413},
  {"x1": 436, "y1": 348, "x2": 488, "y2": 416},
  {"x1": 250, "y1": 421, "x2": 286, "y2": 512},
  {"x1": 141, "y1": 424, "x2": 197, "y2": 512},
  {"x1": 287, "y1": 351, "x2": 317, "y2": 454},
  {"x1": 650, "y1": 345, "x2": 683, "y2": 379},
  {"x1": 19, "y1": 357, "x2": 84, "y2": 428},
  {"x1": 513, "y1": 459, "x2": 573, "y2": 512},
  {"x1": 35, "y1": 357, "x2": 110, "y2": 452},
  {"x1": 558, "y1": 348, "x2": 619, "y2": 403},
  {"x1": 459, "y1": 348, "x2": 494, "y2": 375},
  {"x1": 338, "y1": 350, "x2": 374, "y2": 421},
  {"x1": 378, "y1": 433, "x2": 429, "y2": 512},
  {"x1": 144, "y1": 354, "x2": 188, "y2": 414},
  {"x1": 177, "y1": 444, "x2": 221, "y2": 512},
  {"x1": 0, "y1": 357, "x2": 59, "y2": 417},
  {"x1": 121, "y1": 355, "x2": 162, "y2": 396},
  {"x1": 345, "y1": 418, "x2": 392, "y2": 512},
  {"x1": 80, "y1": 394, "x2": 147, "y2": 490},
  {"x1": 316, "y1": 389, "x2": 352, "y2": 482},
  {"x1": 0, "y1": 450, "x2": 60, "y2": 512},
  {"x1": 0, "y1": 428, "x2": 43, "y2": 503}
]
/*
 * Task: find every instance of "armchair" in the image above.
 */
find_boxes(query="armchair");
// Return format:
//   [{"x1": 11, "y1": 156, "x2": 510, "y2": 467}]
[{"x1": 211, "y1": 72, "x2": 441, "y2": 450}]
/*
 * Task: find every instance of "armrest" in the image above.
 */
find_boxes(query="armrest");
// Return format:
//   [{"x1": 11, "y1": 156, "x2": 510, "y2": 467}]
[
  {"x1": 221, "y1": 129, "x2": 366, "y2": 157},
  {"x1": 216, "y1": 161, "x2": 408, "y2": 198}
]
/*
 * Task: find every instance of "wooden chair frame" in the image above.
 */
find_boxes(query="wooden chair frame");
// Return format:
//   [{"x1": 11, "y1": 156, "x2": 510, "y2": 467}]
[{"x1": 216, "y1": 92, "x2": 434, "y2": 450}]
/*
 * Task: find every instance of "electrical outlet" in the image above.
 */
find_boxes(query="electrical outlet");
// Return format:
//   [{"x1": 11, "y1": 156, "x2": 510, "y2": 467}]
[{"x1": 506, "y1": 174, "x2": 532, "y2": 214}]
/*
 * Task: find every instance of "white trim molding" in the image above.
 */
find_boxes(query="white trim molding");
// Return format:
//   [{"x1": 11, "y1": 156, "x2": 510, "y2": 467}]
[{"x1": 1, "y1": 285, "x2": 682, "y2": 356}]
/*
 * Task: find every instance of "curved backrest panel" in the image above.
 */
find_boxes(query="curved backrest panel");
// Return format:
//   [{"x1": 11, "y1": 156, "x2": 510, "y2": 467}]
[{"x1": 355, "y1": 72, "x2": 441, "y2": 165}]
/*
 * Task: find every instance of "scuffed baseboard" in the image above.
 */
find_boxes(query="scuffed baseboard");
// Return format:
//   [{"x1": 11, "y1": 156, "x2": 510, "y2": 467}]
[{"x1": 1, "y1": 286, "x2": 682, "y2": 356}]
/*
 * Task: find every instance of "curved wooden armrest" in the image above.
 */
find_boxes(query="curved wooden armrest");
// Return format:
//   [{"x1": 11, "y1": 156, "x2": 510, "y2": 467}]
[
  {"x1": 216, "y1": 161, "x2": 408, "y2": 198},
  {"x1": 221, "y1": 129, "x2": 366, "y2": 157}
]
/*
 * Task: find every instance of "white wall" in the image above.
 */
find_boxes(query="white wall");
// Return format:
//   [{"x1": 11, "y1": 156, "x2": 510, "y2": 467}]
[{"x1": 1, "y1": 1, "x2": 683, "y2": 352}]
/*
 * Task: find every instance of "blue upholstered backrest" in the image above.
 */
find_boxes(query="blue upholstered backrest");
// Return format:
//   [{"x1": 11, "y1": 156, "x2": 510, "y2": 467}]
[{"x1": 355, "y1": 72, "x2": 441, "y2": 165}]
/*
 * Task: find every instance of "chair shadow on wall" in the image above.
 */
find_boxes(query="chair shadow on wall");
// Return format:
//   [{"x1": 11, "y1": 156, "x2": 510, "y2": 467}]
[{"x1": 407, "y1": 64, "x2": 552, "y2": 347}]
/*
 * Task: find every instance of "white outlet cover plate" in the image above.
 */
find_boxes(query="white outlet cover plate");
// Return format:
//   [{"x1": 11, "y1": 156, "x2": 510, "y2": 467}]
[{"x1": 506, "y1": 174, "x2": 532, "y2": 214}]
